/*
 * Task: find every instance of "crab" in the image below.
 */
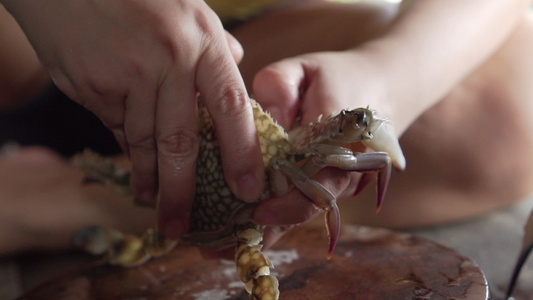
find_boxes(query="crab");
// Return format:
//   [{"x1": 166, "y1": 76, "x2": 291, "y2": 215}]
[{"x1": 72, "y1": 99, "x2": 406, "y2": 300}]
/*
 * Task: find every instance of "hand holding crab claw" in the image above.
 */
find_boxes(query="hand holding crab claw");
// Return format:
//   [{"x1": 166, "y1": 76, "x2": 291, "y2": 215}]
[
  {"x1": 249, "y1": 53, "x2": 407, "y2": 255},
  {"x1": 252, "y1": 104, "x2": 406, "y2": 259}
]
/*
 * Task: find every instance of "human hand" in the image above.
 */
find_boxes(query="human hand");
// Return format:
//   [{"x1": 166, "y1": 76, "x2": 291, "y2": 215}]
[
  {"x1": 1, "y1": 0, "x2": 265, "y2": 239},
  {"x1": 252, "y1": 50, "x2": 397, "y2": 130},
  {"x1": 197, "y1": 167, "x2": 360, "y2": 260},
  {"x1": 0, "y1": 147, "x2": 154, "y2": 255},
  {"x1": 251, "y1": 50, "x2": 398, "y2": 228}
]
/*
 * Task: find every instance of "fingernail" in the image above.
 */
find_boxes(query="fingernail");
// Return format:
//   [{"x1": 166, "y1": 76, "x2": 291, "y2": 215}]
[
  {"x1": 160, "y1": 217, "x2": 188, "y2": 240},
  {"x1": 237, "y1": 173, "x2": 261, "y2": 203}
]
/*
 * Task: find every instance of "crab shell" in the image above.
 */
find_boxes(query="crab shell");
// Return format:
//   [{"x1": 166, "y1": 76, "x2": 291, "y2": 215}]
[{"x1": 184, "y1": 100, "x2": 291, "y2": 249}]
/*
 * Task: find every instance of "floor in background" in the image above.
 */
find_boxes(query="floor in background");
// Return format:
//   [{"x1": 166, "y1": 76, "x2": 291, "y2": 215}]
[{"x1": 409, "y1": 195, "x2": 533, "y2": 300}]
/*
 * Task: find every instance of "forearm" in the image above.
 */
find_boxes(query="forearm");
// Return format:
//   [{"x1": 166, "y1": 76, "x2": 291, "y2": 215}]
[{"x1": 358, "y1": 0, "x2": 531, "y2": 133}]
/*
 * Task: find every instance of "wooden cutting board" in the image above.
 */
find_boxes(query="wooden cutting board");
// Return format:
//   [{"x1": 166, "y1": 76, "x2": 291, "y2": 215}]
[{"x1": 18, "y1": 226, "x2": 489, "y2": 300}]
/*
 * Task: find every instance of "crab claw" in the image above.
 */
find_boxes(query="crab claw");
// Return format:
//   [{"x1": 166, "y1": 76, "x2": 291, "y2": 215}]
[
  {"x1": 270, "y1": 157, "x2": 341, "y2": 259},
  {"x1": 362, "y1": 116, "x2": 406, "y2": 171},
  {"x1": 353, "y1": 157, "x2": 391, "y2": 213},
  {"x1": 326, "y1": 203, "x2": 341, "y2": 260}
]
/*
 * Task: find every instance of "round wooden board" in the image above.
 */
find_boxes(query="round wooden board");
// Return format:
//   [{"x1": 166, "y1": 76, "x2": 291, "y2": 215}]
[{"x1": 18, "y1": 226, "x2": 489, "y2": 300}]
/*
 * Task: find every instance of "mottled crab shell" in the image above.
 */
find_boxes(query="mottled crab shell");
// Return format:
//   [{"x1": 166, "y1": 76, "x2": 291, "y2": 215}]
[{"x1": 188, "y1": 100, "x2": 291, "y2": 238}]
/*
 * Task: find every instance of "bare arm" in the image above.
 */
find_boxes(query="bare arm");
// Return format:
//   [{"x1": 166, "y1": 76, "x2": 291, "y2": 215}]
[
  {"x1": 251, "y1": 0, "x2": 532, "y2": 228},
  {"x1": 363, "y1": 0, "x2": 531, "y2": 133}
]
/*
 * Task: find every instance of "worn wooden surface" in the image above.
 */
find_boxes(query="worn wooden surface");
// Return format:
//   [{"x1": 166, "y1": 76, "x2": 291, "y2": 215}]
[{"x1": 18, "y1": 226, "x2": 489, "y2": 300}]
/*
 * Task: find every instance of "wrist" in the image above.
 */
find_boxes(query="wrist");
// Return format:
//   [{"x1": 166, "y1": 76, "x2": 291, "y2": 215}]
[{"x1": 351, "y1": 38, "x2": 435, "y2": 135}]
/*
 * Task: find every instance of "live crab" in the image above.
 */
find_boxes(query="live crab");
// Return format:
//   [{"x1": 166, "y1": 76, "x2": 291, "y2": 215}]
[{"x1": 73, "y1": 99, "x2": 406, "y2": 300}]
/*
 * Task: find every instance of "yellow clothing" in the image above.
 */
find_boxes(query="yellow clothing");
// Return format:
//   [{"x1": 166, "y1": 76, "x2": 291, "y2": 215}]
[{"x1": 205, "y1": 0, "x2": 287, "y2": 24}]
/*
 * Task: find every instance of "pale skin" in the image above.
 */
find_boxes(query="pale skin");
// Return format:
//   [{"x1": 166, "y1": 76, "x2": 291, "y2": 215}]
[
  {"x1": 0, "y1": 0, "x2": 266, "y2": 241},
  {"x1": 0, "y1": 147, "x2": 155, "y2": 254},
  {"x1": 1, "y1": 0, "x2": 533, "y2": 255},
  {"x1": 238, "y1": 0, "x2": 533, "y2": 233}
]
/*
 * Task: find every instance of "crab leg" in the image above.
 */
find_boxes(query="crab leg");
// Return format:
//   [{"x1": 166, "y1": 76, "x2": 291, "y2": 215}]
[
  {"x1": 73, "y1": 150, "x2": 178, "y2": 265},
  {"x1": 235, "y1": 227, "x2": 279, "y2": 300},
  {"x1": 302, "y1": 148, "x2": 392, "y2": 211},
  {"x1": 270, "y1": 157, "x2": 340, "y2": 259},
  {"x1": 72, "y1": 149, "x2": 132, "y2": 196},
  {"x1": 73, "y1": 226, "x2": 177, "y2": 267},
  {"x1": 321, "y1": 152, "x2": 391, "y2": 210}
]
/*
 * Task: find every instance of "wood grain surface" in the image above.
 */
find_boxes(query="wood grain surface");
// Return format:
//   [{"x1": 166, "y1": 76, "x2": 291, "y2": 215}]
[{"x1": 18, "y1": 226, "x2": 489, "y2": 300}]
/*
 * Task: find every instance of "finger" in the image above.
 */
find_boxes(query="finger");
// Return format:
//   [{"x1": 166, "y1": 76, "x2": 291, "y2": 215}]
[
  {"x1": 262, "y1": 225, "x2": 296, "y2": 250},
  {"x1": 224, "y1": 30, "x2": 244, "y2": 64},
  {"x1": 254, "y1": 189, "x2": 321, "y2": 225},
  {"x1": 155, "y1": 70, "x2": 199, "y2": 240},
  {"x1": 299, "y1": 79, "x2": 344, "y2": 126},
  {"x1": 252, "y1": 60, "x2": 304, "y2": 129},
  {"x1": 196, "y1": 43, "x2": 265, "y2": 203},
  {"x1": 123, "y1": 84, "x2": 158, "y2": 204},
  {"x1": 87, "y1": 96, "x2": 130, "y2": 156},
  {"x1": 66, "y1": 71, "x2": 130, "y2": 155},
  {"x1": 253, "y1": 168, "x2": 353, "y2": 225},
  {"x1": 290, "y1": 56, "x2": 348, "y2": 125},
  {"x1": 109, "y1": 127, "x2": 129, "y2": 156}
]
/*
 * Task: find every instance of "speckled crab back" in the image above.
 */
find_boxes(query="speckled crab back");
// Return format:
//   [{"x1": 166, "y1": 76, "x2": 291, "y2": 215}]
[{"x1": 191, "y1": 100, "x2": 291, "y2": 234}]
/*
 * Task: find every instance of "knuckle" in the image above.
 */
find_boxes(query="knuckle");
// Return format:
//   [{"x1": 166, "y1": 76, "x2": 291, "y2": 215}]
[
  {"x1": 192, "y1": 5, "x2": 222, "y2": 37},
  {"x1": 96, "y1": 104, "x2": 125, "y2": 131},
  {"x1": 252, "y1": 67, "x2": 277, "y2": 89},
  {"x1": 158, "y1": 4, "x2": 222, "y2": 65},
  {"x1": 125, "y1": 57, "x2": 150, "y2": 83},
  {"x1": 157, "y1": 128, "x2": 199, "y2": 161},
  {"x1": 85, "y1": 73, "x2": 113, "y2": 97},
  {"x1": 212, "y1": 87, "x2": 249, "y2": 118},
  {"x1": 129, "y1": 133, "x2": 156, "y2": 153},
  {"x1": 328, "y1": 170, "x2": 352, "y2": 194},
  {"x1": 334, "y1": 170, "x2": 353, "y2": 188},
  {"x1": 252, "y1": 65, "x2": 297, "y2": 104},
  {"x1": 50, "y1": 71, "x2": 78, "y2": 100},
  {"x1": 317, "y1": 168, "x2": 352, "y2": 196}
]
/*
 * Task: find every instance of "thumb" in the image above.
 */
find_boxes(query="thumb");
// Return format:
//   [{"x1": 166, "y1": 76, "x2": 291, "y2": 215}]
[{"x1": 252, "y1": 60, "x2": 305, "y2": 129}]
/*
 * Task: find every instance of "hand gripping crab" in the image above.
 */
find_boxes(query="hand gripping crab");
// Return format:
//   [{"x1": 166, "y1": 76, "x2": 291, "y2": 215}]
[{"x1": 73, "y1": 99, "x2": 406, "y2": 300}]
